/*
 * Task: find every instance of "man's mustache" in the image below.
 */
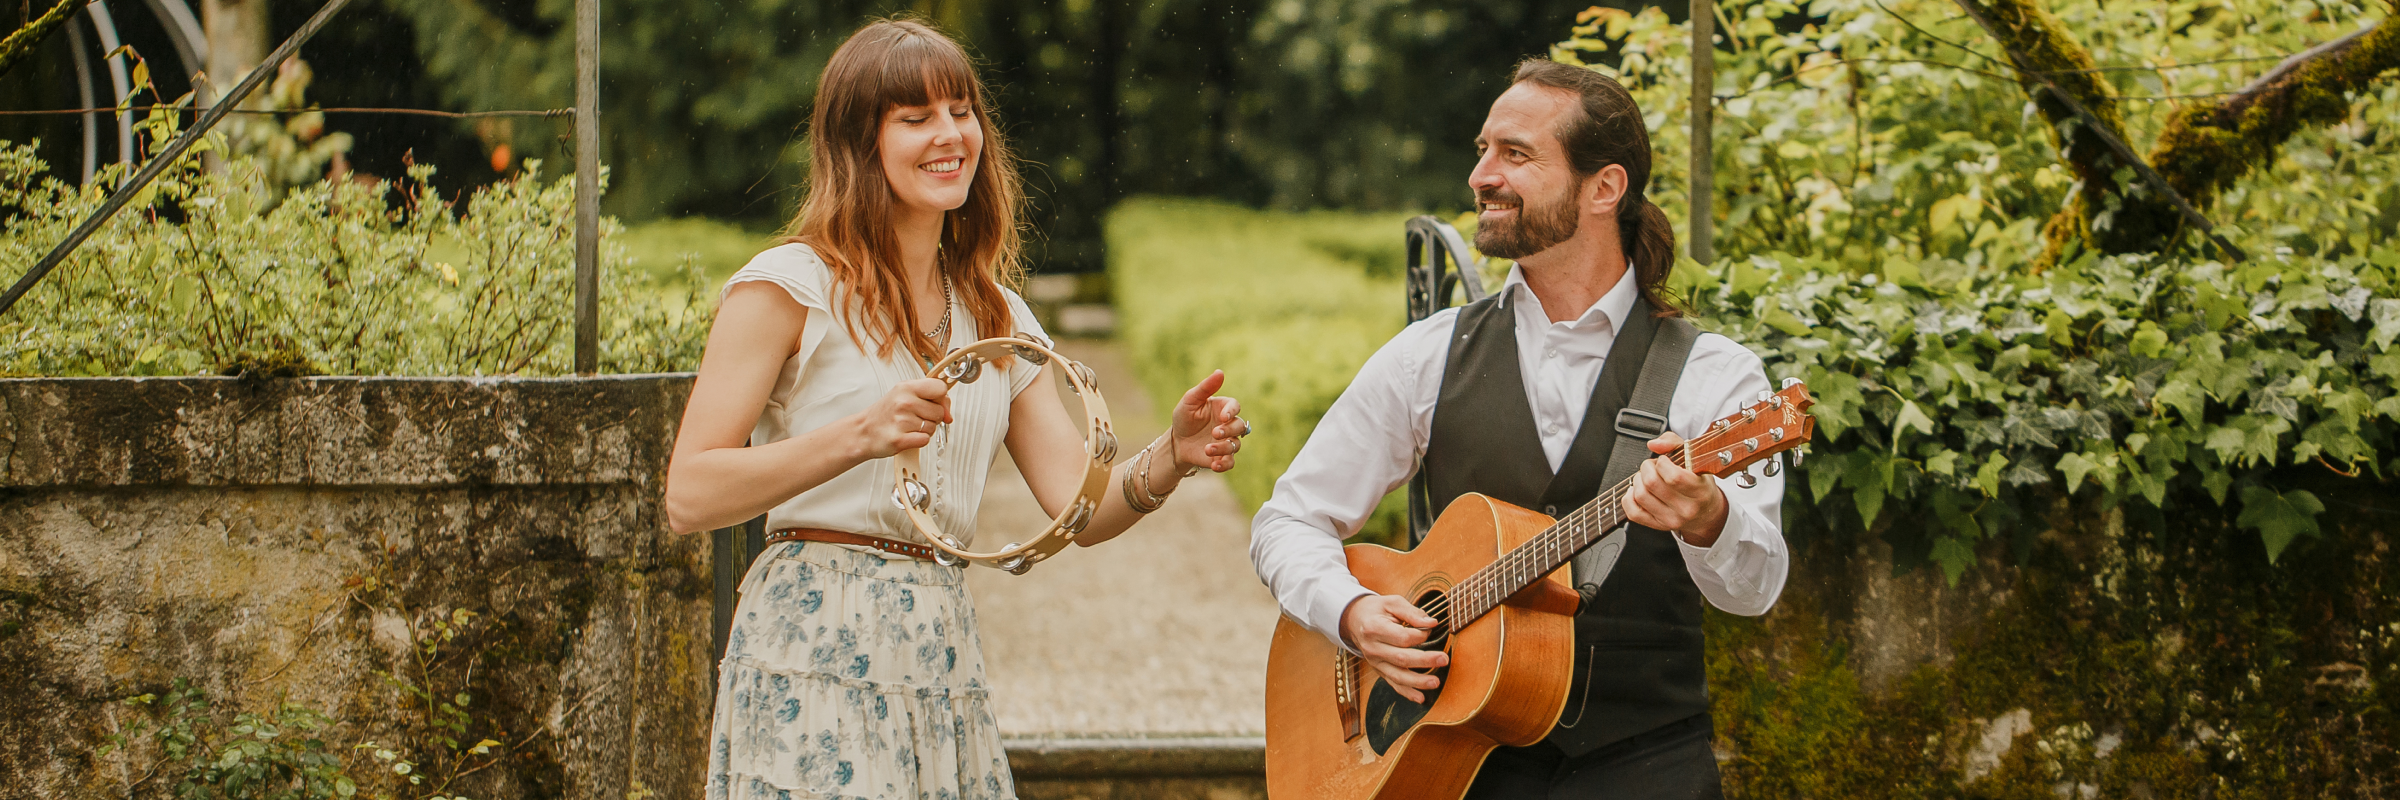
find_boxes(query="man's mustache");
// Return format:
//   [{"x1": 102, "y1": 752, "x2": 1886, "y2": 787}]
[{"x1": 1474, "y1": 188, "x2": 1523, "y2": 208}]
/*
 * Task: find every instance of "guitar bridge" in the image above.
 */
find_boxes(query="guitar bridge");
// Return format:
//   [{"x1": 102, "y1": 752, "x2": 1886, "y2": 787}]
[{"x1": 1336, "y1": 651, "x2": 1364, "y2": 742}]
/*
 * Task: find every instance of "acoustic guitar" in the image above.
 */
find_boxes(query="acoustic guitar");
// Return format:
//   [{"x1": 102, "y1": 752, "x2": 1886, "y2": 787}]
[{"x1": 1263, "y1": 381, "x2": 1816, "y2": 800}]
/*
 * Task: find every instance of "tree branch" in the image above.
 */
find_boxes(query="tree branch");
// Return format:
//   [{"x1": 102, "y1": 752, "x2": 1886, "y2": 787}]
[
  {"x1": 2149, "y1": 16, "x2": 2400, "y2": 216},
  {"x1": 0, "y1": 0, "x2": 78, "y2": 80}
]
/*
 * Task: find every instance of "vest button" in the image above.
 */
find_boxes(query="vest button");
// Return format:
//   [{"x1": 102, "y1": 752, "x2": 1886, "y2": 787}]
[{"x1": 1544, "y1": 505, "x2": 1558, "y2": 516}]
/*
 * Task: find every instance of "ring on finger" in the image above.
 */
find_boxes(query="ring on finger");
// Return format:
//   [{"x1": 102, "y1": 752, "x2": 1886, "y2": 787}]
[{"x1": 1237, "y1": 419, "x2": 1254, "y2": 438}]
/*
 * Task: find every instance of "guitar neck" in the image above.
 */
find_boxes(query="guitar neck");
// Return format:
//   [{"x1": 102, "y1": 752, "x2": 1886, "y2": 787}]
[{"x1": 1442, "y1": 450, "x2": 1684, "y2": 629}]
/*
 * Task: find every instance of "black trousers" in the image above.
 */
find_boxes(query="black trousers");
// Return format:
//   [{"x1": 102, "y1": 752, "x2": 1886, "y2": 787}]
[{"x1": 1461, "y1": 714, "x2": 1724, "y2": 800}]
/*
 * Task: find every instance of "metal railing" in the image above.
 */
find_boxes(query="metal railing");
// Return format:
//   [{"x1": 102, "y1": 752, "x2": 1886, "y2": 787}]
[{"x1": 1403, "y1": 215, "x2": 1484, "y2": 542}]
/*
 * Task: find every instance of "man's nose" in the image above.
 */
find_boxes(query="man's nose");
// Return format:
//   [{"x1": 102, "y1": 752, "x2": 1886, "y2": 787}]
[{"x1": 1469, "y1": 161, "x2": 1502, "y2": 193}]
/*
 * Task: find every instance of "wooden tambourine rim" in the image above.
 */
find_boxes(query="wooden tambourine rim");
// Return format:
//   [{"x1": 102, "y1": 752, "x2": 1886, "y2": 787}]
[{"x1": 892, "y1": 334, "x2": 1115, "y2": 574}]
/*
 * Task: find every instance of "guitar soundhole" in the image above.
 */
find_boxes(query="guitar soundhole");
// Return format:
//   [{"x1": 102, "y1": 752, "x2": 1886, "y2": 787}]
[{"x1": 1363, "y1": 588, "x2": 1451, "y2": 755}]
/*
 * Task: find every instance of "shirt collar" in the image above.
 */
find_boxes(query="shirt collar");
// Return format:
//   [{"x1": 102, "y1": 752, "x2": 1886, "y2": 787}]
[{"x1": 1501, "y1": 263, "x2": 1639, "y2": 335}]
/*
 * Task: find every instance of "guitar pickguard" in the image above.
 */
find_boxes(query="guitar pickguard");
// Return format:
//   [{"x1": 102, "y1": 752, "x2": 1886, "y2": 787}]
[{"x1": 1362, "y1": 588, "x2": 1453, "y2": 755}]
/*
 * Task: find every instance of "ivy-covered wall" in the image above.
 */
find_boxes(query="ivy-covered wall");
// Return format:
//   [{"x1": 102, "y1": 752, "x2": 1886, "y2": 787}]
[
  {"x1": 1713, "y1": 489, "x2": 2398, "y2": 798},
  {"x1": 0, "y1": 376, "x2": 711, "y2": 800}
]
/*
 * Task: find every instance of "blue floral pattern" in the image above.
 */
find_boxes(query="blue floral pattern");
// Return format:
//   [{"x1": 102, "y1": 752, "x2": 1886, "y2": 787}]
[{"x1": 708, "y1": 542, "x2": 1013, "y2": 800}]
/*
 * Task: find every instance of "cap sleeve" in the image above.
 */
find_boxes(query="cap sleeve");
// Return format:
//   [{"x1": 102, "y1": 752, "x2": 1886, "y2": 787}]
[
  {"x1": 721, "y1": 243, "x2": 837, "y2": 384},
  {"x1": 1002, "y1": 287, "x2": 1054, "y2": 397}
]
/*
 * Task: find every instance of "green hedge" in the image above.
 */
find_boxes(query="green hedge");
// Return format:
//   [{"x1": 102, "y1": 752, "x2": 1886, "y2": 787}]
[{"x1": 1108, "y1": 197, "x2": 1420, "y2": 541}]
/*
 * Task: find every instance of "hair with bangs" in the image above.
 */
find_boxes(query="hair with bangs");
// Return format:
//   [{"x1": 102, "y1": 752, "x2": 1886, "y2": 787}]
[{"x1": 784, "y1": 18, "x2": 1025, "y2": 364}]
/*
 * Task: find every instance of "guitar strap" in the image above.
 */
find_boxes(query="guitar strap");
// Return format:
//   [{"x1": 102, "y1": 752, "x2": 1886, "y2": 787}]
[{"x1": 1554, "y1": 305, "x2": 1698, "y2": 596}]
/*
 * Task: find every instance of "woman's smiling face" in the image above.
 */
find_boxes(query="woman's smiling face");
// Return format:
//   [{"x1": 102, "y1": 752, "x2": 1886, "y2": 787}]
[{"x1": 879, "y1": 94, "x2": 982, "y2": 215}]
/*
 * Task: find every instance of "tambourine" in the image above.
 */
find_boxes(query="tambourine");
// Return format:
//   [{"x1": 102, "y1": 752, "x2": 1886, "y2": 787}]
[{"x1": 892, "y1": 334, "x2": 1117, "y2": 574}]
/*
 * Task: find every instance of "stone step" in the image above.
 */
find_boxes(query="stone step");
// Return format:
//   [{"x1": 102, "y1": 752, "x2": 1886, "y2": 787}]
[{"x1": 1007, "y1": 737, "x2": 1265, "y2": 800}]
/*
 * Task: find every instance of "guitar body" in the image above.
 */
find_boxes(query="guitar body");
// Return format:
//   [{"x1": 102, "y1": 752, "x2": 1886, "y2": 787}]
[{"x1": 1264, "y1": 493, "x2": 1583, "y2": 800}]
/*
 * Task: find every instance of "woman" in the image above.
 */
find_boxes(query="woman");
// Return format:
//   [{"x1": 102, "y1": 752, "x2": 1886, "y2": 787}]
[{"x1": 664, "y1": 18, "x2": 1248, "y2": 800}]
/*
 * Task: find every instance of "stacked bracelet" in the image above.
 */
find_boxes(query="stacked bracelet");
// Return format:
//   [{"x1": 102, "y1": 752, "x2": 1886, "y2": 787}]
[{"x1": 1121, "y1": 436, "x2": 1193, "y2": 514}]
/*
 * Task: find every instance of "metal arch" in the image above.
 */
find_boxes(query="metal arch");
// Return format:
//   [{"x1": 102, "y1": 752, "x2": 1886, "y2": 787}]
[
  {"x1": 82, "y1": 1, "x2": 134, "y2": 168},
  {"x1": 1403, "y1": 215, "x2": 1486, "y2": 325},
  {"x1": 65, "y1": 23, "x2": 98, "y2": 183},
  {"x1": 138, "y1": 0, "x2": 208, "y2": 86}
]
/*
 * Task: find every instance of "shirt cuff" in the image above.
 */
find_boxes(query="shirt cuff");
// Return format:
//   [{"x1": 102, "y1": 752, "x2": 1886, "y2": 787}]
[
  {"x1": 1675, "y1": 505, "x2": 1763, "y2": 596},
  {"x1": 1311, "y1": 584, "x2": 1378, "y2": 656}
]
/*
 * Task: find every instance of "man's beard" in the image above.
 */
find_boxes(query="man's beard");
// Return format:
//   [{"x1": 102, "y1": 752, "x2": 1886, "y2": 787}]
[{"x1": 1472, "y1": 186, "x2": 1580, "y2": 260}]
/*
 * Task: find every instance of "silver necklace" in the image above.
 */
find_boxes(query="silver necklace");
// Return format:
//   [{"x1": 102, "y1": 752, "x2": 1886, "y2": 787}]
[{"x1": 923, "y1": 275, "x2": 953, "y2": 343}]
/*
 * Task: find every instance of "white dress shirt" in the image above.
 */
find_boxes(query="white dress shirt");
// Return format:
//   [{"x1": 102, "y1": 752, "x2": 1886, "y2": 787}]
[{"x1": 1249, "y1": 266, "x2": 1789, "y2": 650}]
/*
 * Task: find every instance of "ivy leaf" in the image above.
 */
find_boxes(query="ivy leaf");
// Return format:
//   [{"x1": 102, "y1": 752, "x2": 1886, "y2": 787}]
[
  {"x1": 2129, "y1": 323, "x2": 2168, "y2": 359},
  {"x1": 2236, "y1": 486, "x2": 2325, "y2": 563},
  {"x1": 1925, "y1": 449, "x2": 1960, "y2": 476},
  {"x1": 1931, "y1": 537, "x2": 1975, "y2": 585},
  {"x1": 2057, "y1": 452, "x2": 2097, "y2": 492},
  {"x1": 1892, "y1": 400, "x2": 1936, "y2": 445},
  {"x1": 2154, "y1": 378, "x2": 2206, "y2": 421},
  {"x1": 2203, "y1": 469, "x2": 2234, "y2": 504},
  {"x1": 1974, "y1": 452, "x2": 2008, "y2": 497}
]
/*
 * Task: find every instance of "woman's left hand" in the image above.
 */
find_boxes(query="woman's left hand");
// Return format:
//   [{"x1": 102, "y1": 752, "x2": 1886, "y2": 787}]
[{"x1": 1168, "y1": 370, "x2": 1247, "y2": 474}]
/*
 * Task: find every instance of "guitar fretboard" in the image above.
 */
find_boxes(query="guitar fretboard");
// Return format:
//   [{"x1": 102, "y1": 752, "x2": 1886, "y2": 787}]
[{"x1": 1432, "y1": 450, "x2": 1686, "y2": 630}]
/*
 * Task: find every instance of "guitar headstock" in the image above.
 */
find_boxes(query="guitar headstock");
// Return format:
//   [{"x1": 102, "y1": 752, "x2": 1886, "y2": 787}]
[{"x1": 1687, "y1": 379, "x2": 1816, "y2": 483}]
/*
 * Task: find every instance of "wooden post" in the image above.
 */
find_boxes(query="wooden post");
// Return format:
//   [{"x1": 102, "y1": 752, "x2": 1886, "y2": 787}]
[
  {"x1": 1688, "y1": 0, "x2": 1715, "y2": 264},
  {"x1": 572, "y1": 0, "x2": 600, "y2": 374}
]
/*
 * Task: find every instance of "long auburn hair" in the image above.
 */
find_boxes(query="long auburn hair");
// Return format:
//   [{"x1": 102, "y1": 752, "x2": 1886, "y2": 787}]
[
  {"x1": 783, "y1": 18, "x2": 1025, "y2": 364},
  {"x1": 1510, "y1": 58, "x2": 1683, "y2": 317}
]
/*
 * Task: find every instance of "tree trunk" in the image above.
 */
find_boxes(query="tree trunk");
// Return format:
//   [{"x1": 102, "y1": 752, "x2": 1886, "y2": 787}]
[{"x1": 201, "y1": 0, "x2": 268, "y2": 106}]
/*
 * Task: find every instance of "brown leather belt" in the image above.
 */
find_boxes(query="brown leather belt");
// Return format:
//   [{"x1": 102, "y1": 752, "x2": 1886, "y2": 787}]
[{"x1": 766, "y1": 528, "x2": 941, "y2": 561}]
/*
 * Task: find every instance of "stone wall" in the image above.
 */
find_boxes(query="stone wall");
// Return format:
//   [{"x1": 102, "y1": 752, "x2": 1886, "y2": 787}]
[{"x1": 0, "y1": 376, "x2": 711, "y2": 800}]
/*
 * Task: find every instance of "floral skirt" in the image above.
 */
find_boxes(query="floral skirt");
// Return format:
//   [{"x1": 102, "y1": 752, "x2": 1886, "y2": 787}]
[{"x1": 708, "y1": 542, "x2": 1014, "y2": 800}]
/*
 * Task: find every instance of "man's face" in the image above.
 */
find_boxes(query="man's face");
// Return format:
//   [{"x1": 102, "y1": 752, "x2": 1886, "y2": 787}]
[{"x1": 1470, "y1": 83, "x2": 1583, "y2": 260}]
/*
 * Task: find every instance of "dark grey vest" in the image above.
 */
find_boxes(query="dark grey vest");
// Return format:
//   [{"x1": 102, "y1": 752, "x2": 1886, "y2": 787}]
[{"x1": 1416, "y1": 292, "x2": 1708, "y2": 757}]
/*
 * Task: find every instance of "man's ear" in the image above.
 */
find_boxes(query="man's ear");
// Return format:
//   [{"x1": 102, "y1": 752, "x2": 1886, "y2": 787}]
[{"x1": 1584, "y1": 164, "x2": 1630, "y2": 218}]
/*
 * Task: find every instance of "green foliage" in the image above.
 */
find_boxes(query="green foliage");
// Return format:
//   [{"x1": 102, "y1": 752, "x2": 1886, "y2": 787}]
[
  {"x1": 1108, "y1": 197, "x2": 1417, "y2": 541},
  {"x1": 1561, "y1": 0, "x2": 2400, "y2": 577},
  {"x1": 0, "y1": 136, "x2": 712, "y2": 377},
  {"x1": 101, "y1": 680, "x2": 357, "y2": 800},
  {"x1": 1689, "y1": 244, "x2": 2400, "y2": 580},
  {"x1": 1557, "y1": 0, "x2": 2400, "y2": 269}
]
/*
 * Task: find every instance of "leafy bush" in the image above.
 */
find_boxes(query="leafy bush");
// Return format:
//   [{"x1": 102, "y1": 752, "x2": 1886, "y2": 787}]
[
  {"x1": 101, "y1": 680, "x2": 357, "y2": 800},
  {"x1": 1562, "y1": 0, "x2": 2400, "y2": 578},
  {"x1": 0, "y1": 116, "x2": 711, "y2": 377}
]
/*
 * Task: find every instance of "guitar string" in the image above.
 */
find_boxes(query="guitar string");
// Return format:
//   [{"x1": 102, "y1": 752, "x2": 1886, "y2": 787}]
[
  {"x1": 1411, "y1": 457, "x2": 1658, "y2": 628},
  {"x1": 1342, "y1": 405, "x2": 1791, "y2": 695}
]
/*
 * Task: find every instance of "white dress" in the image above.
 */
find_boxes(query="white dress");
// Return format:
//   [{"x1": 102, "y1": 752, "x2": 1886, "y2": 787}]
[{"x1": 707, "y1": 244, "x2": 1049, "y2": 800}]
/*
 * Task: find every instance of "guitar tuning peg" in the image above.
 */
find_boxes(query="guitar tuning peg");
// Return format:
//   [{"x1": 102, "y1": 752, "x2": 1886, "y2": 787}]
[
  {"x1": 1791, "y1": 447, "x2": 1807, "y2": 466},
  {"x1": 1734, "y1": 470, "x2": 1758, "y2": 489},
  {"x1": 1761, "y1": 456, "x2": 1782, "y2": 477},
  {"x1": 1756, "y1": 390, "x2": 1773, "y2": 403},
  {"x1": 1781, "y1": 377, "x2": 1802, "y2": 389}
]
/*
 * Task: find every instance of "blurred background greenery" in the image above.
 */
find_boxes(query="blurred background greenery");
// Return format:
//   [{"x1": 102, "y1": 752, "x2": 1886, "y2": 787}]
[{"x1": 0, "y1": 0, "x2": 1672, "y2": 276}]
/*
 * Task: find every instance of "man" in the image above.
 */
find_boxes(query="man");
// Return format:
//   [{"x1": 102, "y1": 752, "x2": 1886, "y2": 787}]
[{"x1": 1249, "y1": 59, "x2": 1788, "y2": 798}]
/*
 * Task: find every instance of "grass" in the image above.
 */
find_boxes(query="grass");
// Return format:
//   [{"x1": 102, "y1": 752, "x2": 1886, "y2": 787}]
[
  {"x1": 1108, "y1": 197, "x2": 1426, "y2": 543},
  {"x1": 612, "y1": 217, "x2": 784, "y2": 286}
]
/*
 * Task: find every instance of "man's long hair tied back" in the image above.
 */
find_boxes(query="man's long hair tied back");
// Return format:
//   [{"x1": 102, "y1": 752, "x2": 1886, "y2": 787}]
[{"x1": 1510, "y1": 58, "x2": 1682, "y2": 317}]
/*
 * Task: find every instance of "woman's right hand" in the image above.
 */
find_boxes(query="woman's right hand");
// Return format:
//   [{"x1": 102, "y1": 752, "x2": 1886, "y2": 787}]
[{"x1": 855, "y1": 377, "x2": 954, "y2": 459}]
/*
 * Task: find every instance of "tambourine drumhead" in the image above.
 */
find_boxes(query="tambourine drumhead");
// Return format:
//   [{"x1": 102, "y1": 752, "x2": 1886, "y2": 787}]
[{"x1": 891, "y1": 334, "x2": 1115, "y2": 574}]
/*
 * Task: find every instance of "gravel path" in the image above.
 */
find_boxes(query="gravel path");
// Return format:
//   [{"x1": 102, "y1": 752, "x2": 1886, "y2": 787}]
[{"x1": 967, "y1": 340, "x2": 1279, "y2": 738}]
